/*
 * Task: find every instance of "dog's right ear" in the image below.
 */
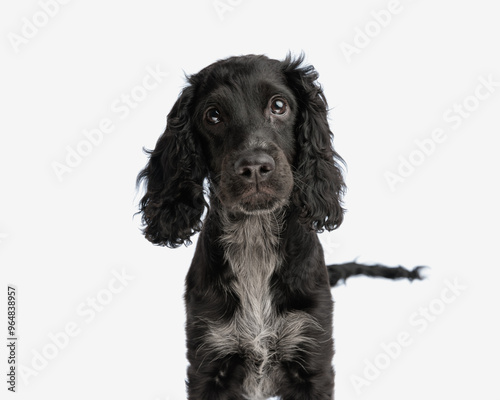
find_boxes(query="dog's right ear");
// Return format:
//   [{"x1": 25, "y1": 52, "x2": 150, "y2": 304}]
[
  {"x1": 136, "y1": 84, "x2": 208, "y2": 248},
  {"x1": 281, "y1": 54, "x2": 346, "y2": 232}
]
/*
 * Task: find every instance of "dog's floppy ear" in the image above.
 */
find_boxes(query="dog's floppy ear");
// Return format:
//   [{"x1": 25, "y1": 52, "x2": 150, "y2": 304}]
[
  {"x1": 137, "y1": 84, "x2": 208, "y2": 248},
  {"x1": 282, "y1": 55, "x2": 346, "y2": 232}
]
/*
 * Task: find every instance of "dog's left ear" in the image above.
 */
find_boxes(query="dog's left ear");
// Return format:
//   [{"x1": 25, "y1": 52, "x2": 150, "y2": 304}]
[
  {"x1": 282, "y1": 55, "x2": 346, "y2": 232},
  {"x1": 136, "y1": 84, "x2": 208, "y2": 248}
]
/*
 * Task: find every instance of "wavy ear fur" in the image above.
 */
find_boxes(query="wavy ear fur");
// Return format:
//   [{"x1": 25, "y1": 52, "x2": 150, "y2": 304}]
[
  {"x1": 136, "y1": 85, "x2": 208, "y2": 247},
  {"x1": 282, "y1": 55, "x2": 346, "y2": 232}
]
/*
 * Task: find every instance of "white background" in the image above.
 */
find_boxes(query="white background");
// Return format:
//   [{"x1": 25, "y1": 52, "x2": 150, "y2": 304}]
[{"x1": 1, "y1": 1, "x2": 499, "y2": 399}]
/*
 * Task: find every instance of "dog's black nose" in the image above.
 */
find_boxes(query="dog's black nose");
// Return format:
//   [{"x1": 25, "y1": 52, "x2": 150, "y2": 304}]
[{"x1": 234, "y1": 152, "x2": 275, "y2": 183}]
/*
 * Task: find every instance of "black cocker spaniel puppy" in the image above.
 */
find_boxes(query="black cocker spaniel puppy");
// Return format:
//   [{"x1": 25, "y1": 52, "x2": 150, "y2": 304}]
[{"x1": 137, "y1": 54, "x2": 422, "y2": 399}]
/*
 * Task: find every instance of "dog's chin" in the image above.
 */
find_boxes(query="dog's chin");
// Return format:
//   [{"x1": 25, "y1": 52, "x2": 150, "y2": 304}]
[{"x1": 232, "y1": 192, "x2": 288, "y2": 216}]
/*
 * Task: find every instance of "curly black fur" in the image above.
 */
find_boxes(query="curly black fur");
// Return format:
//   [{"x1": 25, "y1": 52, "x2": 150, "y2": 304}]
[
  {"x1": 137, "y1": 84, "x2": 208, "y2": 247},
  {"x1": 137, "y1": 54, "x2": 422, "y2": 399}
]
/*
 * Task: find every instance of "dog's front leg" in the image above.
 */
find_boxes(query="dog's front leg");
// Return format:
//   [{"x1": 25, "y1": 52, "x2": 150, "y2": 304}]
[
  {"x1": 186, "y1": 353, "x2": 247, "y2": 400},
  {"x1": 278, "y1": 359, "x2": 334, "y2": 400}
]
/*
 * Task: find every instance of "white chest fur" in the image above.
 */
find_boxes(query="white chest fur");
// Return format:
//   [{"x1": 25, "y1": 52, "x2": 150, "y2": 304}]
[{"x1": 203, "y1": 213, "x2": 321, "y2": 399}]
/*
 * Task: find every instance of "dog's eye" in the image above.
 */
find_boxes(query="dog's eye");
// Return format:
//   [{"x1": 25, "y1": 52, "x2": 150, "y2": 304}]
[
  {"x1": 205, "y1": 108, "x2": 222, "y2": 124},
  {"x1": 270, "y1": 98, "x2": 287, "y2": 115}
]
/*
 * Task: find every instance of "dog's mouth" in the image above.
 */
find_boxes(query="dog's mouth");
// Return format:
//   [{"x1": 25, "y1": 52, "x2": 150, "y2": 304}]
[
  {"x1": 241, "y1": 189, "x2": 274, "y2": 205},
  {"x1": 236, "y1": 188, "x2": 288, "y2": 214}
]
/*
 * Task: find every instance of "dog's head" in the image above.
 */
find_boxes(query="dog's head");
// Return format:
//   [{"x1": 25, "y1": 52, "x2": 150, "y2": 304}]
[{"x1": 137, "y1": 54, "x2": 345, "y2": 247}]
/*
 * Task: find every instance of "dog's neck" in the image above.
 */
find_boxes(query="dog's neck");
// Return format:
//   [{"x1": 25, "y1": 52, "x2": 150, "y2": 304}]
[{"x1": 219, "y1": 209, "x2": 285, "y2": 275}]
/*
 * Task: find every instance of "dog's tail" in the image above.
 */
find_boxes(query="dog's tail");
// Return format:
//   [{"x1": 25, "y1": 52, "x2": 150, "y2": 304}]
[{"x1": 327, "y1": 262, "x2": 425, "y2": 287}]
